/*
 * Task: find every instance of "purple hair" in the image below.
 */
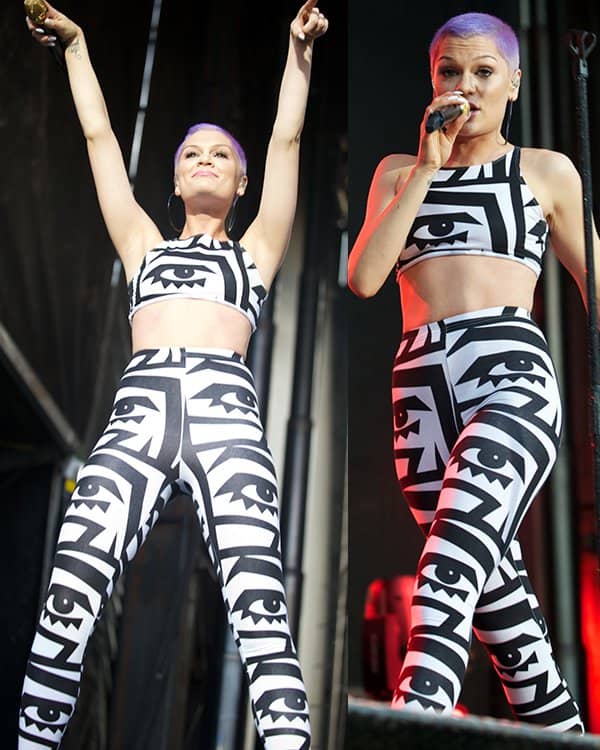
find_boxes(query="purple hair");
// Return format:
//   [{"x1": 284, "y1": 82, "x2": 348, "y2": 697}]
[
  {"x1": 430, "y1": 12, "x2": 520, "y2": 72},
  {"x1": 173, "y1": 123, "x2": 247, "y2": 174}
]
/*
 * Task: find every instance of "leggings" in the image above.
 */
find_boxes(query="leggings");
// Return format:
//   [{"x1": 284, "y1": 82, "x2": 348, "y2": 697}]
[
  {"x1": 390, "y1": 306, "x2": 583, "y2": 733},
  {"x1": 18, "y1": 347, "x2": 310, "y2": 750}
]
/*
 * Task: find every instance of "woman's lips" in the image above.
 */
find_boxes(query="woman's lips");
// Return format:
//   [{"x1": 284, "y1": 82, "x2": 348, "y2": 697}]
[{"x1": 192, "y1": 170, "x2": 217, "y2": 178}]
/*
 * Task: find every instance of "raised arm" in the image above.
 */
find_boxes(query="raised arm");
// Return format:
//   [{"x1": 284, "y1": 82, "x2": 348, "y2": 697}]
[
  {"x1": 348, "y1": 91, "x2": 471, "y2": 298},
  {"x1": 544, "y1": 150, "x2": 600, "y2": 317},
  {"x1": 26, "y1": 4, "x2": 161, "y2": 276},
  {"x1": 241, "y1": 1, "x2": 328, "y2": 284}
]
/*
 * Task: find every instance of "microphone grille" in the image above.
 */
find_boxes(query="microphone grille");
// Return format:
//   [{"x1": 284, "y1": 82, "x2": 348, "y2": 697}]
[{"x1": 24, "y1": 0, "x2": 48, "y2": 25}]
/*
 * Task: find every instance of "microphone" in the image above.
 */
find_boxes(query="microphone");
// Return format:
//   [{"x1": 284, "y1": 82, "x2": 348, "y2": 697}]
[
  {"x1": 24, "y1": 0, "x2": 65, "y2": 70},
  {"x1": 425, "y1": 102, "x2": 470, "y2": 133}
]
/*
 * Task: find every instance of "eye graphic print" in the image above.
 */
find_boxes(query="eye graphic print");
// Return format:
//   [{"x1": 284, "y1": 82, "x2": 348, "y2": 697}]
[
  {"x1": 111, "y1": 395, "x2": 158, "y2": 423},
  {"x1": 145, "y1": 263, "x2": 213, "y2": 288},
  {"x1": 226, "y1": 554, "x2": 284, "y2": 591},
  {"x1": 457, "y1": 350, "x2": 550, "y2": 388},
  {"x1": 393, "y1": 395, "x2": 431, "y2": 439},
  {"x1": 20, "y1": 694, "x2": 72, "y2": 734},
  {"x1": 407, "y1": 211, "x2": 482, "y2": 251},
  {"x1": 395, "y1": 665, "x2": 454, "y2": 708},
  {"x1": 194, "y1": 383, "x2": 258, "y2": 414},
  {"x1": 71, "y1": 474, "x2": 124, "y2": 510},
  {"x1": 417, "y1": 552, "x2": 477, "y2": 602},
  {"x1": 216, "y1": 473, "x2": 278, "y2": 515},
  {"x1": 42, "y1": 583, "x2": 94, "y2": 629},
  {"x1": 231, "y1": 589, "x2": 286, "y2": 624},
  {"x1": 255, "y1": 689, "x2": 309, "y2": 722},
  {"x1": 491, "y1": 632, "x2": 539, "y2": 676},
  {"x1": 449, "y1": 435, "x2": 525, "y2": 489}
]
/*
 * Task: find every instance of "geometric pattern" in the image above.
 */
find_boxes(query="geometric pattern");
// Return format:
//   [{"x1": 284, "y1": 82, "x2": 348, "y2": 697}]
[
  {"x1": 19, "y1": 348, "x2": 310, "y2": 749},
  {"x1": 390, "y1": 307, "x2": 583, "y2": 733},
  {"x1": 128, "y1": 233, "x2": 267, "y2": 330},
  {"x1": 397, "y1": 148, "x2": 548, "y2": 279}
]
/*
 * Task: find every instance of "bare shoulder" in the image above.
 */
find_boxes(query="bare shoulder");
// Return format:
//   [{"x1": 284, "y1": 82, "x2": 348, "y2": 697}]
[
  {"x1": 373, "y1": 153, "x2": 417, "y2": 191},
  {"x1": 520, "y1": 146, "x2": 579, "y2": 181},
  {"x1": 364, "y1": 153, "x2": 417, "y2": 220},
  {"x1": 376, "y1": 152, "x2": 418, "y2": 170},
  {"x1": 375, "y1": 154, "x2": 417, "y2": 178},
  {"x1": 520, "y1": 147, "x2": 581, "y2": 216}
]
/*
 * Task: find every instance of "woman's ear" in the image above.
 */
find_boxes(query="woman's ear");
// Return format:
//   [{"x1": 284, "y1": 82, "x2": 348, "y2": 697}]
[
  {"x1": 237, "y1": 174, "x2": 248, "y2": 197},
  {"x1": 509, "y1": 69, "x2": 522, "y2": 101}
]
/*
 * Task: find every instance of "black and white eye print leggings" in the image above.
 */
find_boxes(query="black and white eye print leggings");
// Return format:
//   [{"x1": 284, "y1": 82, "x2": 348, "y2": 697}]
[
  {"x1": 18, "y1": 348, "x2": 310, "y2": 750},
  {"x1": 391, "y1": 306, "x2": 584, "y2": 733}
]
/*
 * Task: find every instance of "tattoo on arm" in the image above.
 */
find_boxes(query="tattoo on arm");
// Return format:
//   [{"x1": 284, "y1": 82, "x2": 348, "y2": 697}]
[{"x1": 67, "y1": 38, "x2": 81, "y2": 58}]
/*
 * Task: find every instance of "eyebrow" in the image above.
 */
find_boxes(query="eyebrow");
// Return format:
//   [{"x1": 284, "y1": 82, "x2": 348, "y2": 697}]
[
  {"x1": 437, "y1": 54, "x2": 499, "y2": 62},
  {"x1": 182, "y1": 143, "x2": 233, "y2": 151}
]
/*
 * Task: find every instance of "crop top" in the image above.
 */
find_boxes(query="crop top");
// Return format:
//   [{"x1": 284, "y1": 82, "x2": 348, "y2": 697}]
[
  {"x1": 127, "y1": 233, "x2": 268, "y2": 331},
  {"x1": 396, "y1": 147, "x2": 549, "y2": 279}
]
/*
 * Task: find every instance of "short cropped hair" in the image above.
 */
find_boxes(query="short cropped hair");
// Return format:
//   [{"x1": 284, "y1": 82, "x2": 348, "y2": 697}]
[
  {"x1": 173, "y1": 123, "x2": 247, "y2": 174},
  {"x1": 430, "y1": 12, "x2": 520, "y2": 72}
]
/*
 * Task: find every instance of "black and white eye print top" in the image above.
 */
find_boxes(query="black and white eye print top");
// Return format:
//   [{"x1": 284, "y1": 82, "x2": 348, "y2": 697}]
[
  {"x1": 128, "y1": 233, "x2": 268, "y2": 330},
  {"x1": 396, "y1": 147, "x2": 549, "y2": 278}
]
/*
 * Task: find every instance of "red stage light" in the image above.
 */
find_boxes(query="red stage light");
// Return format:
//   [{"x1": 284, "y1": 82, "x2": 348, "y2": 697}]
[
  {"x1": 362, "y1": 575, "x2": 414, "y2": 699},
  {"x1": 580, "y1": 551, "x2": 600, "y2": 732}
]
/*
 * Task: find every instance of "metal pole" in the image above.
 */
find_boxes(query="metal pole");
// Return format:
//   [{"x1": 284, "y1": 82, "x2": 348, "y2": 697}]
[
  {"x1": 248, "y1": 290, "x2": 277, "y2": 416},
  {"x1": 524, "y1": 0, "x2": 583, "y2": 702},
  {"x1": 84, "y1": 0, "x2": 164, "y2": 448},
  {"x1": 280, "y1": 129, "x2": 323, "y2": 637},
  {"x1": 319, "y1": 230, "x2": 348, "y2": 748},
  {"x1": 568, "y1": 30, "x2": 600, "y2": 567}
]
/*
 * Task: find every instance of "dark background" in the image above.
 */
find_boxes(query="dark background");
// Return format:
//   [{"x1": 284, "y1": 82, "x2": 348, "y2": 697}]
[{"x1": 348, "y1": 0, "x2": 600, "y2": 725}]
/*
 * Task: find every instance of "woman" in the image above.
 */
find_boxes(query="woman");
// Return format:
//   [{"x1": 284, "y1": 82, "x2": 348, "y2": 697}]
[
  {"x1": 349, "y1": 12, "x2": 596, "y2": 733},
  {"x1": 19, "y1": 2, "x2": 328, "y2": 749}
]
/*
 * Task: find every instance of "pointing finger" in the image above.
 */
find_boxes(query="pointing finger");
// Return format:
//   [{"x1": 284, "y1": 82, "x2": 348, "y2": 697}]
[{"x1": 300, "y1": 0, "x2": 318, "y2": 23}]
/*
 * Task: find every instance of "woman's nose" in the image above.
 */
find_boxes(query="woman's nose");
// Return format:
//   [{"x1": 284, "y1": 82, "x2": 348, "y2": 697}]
[{"x1": 456, "y1": 73, "x2": 476, "y2": 94}]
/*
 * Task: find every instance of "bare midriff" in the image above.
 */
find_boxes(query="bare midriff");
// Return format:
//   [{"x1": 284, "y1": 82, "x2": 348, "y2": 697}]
[
  {"x1": 398, "y1": 254, "x2": 538, "y2": 331},
  {"x1": 131, "y1": 298, "x2": 253, "y2": 357}
]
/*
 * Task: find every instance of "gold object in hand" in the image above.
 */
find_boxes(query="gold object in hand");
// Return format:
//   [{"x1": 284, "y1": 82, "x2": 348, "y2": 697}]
[{"x1": 24, "y1": 0, "x2": 49, "y2": 25}]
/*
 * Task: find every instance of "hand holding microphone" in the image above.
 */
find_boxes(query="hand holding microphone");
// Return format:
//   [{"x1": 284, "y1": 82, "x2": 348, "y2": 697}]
[
  {"x1": 24, "y1": 0, "x2": 48, "y2": 25},
  {"x1": 425, "y1": 100, "x2": 471, "y2": 133},
  {"x1": 25, "y1": 1, "x2": 80, "y2": 69},
  {"x1": 25, "y1": 0, "x2": 64, "y2": 68},
  {"x1": 416, "y1": 91, "x2": 471, "y2": 173}
]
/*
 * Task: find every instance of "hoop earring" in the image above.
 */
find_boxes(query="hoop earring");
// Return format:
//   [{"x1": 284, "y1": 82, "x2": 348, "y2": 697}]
[
  {"x1": 167, "y1": 192, "x2": 183, "y2": 235},
  {"x1": 501, "y1": 100, "x2": 513, "y2": 144},
  {"x1": 225, "y1": 196, "x2": 239, "y2": 236}
]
